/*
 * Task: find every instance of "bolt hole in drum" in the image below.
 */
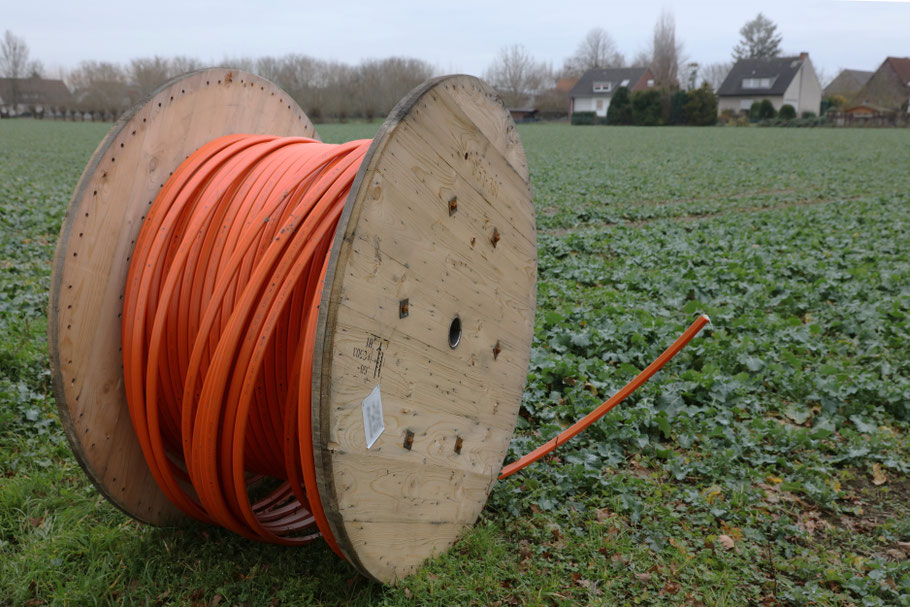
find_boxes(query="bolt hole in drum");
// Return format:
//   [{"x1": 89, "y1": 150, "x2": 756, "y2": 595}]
[{"x1": 448, "y1": 316, "x2": 462, "y2": 349}]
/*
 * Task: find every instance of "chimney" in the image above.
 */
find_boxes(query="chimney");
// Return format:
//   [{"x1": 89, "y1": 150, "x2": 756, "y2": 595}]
[{"x1": 799, "y1": 52, "x2": 809, "y2": 61}]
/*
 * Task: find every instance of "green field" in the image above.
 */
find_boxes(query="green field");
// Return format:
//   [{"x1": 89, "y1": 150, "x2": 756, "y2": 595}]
[{"x1": 1, "y1": 119, "x2": 908, "y2": 606}]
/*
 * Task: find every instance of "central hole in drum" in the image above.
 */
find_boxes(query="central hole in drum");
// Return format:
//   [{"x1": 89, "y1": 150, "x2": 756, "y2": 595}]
[{"x1": 448, "y1": 316, "x2": 462, "y2": 349}]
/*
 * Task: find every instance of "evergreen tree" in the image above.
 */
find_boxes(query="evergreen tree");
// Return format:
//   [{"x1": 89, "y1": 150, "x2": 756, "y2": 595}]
[
  {"x1": 606, "y1": 86, "x2": 633, "y2": 125},
  {"x1": 631, "y1": 89, "x2": 663, "y2": 125},
  {"x1": 682, "y1": 84, "x2": 718, "y2": 125},
  {"x1": 732, "y1": 14, "x2": 782, "y2": 60}
]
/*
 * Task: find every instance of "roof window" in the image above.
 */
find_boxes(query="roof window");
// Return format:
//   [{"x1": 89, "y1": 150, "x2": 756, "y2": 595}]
[{"x1": 742, "y1": 77, "x2": 775, "y2": 89}]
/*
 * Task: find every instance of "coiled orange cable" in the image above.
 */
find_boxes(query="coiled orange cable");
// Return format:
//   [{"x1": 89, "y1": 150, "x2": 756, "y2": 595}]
[
  {"x1": 123, "y1": 134, "x2": 370, "y2": 553},
  {"x1": 122, "y1": 132, "x2": 708, "y2": 552}
]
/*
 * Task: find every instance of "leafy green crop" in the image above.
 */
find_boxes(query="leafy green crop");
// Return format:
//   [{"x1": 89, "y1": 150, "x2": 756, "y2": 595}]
[{"x1": 1, "y1": 119, "x2": 908, "y2": 606}]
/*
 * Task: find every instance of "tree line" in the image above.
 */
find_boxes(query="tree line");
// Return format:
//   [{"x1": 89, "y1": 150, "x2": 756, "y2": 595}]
[
  {"x1": 2, "y1": 32, "x2": 435, "y2": 121},
  {"x1": 2, "y1": 13, "x2": 790, "y2": 122}
]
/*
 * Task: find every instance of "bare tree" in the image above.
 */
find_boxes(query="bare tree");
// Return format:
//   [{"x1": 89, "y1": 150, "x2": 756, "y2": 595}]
[
  {"x1": 650, "y1": 9, "x2": 684, "y2": 89},
  {"x1": 255, "y1": 56, "x2": 283, "y2": 84},
  {"x1": 268, "y1": 54, "x2": 328, "y2": 118},
  {"x1": 362, "y1": 57, "x2": 433, "y2": 118},
  {"x1": 701, "y1": 62, "x2": 732, "y2": 91},
  {"x1": 1, "y1": 30, "x2": 38, "y2": 110},
  {"x1": 68, "y1": 61, "x2": 131, "y2": 118},
  {"x1": 814, "y1": 65, "x2": 833, "y2": 90},
  {"x1": 129, "y1": 56, "x2": 170, "y2": 97},
  {"x1": 629, "y1": 49, "x2": 652, "y2": 68},
  {"x1": 1, "y1": 30, "x2": 31, "y2": 79},
  {"x1": 170, "y1": 56, "x2": 202, "y2": 75},
  {"x1": 218, "y1": 55, "x2": 255, "y2": 72},
  {"x1": 732, "y1": 13, "x2": 782, "y2": 60},
  {"x1": 28, "y1": 60, "x2": 44, "y2": 78},
  {"x1": 563, "y1": 28, "x2": 624, "y2": 76},
  {"x1": 484, "y1": 44, "x2": 550, "y2": 108}
]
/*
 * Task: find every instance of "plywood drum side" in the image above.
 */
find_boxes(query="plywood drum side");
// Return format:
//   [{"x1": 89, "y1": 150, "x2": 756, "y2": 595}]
[
  {"x1": 48, "y1": 68, "x2": 318, "y2": 525},
  {"x1": 312, "y1": 75, "x2": 537, "y2": 582}
]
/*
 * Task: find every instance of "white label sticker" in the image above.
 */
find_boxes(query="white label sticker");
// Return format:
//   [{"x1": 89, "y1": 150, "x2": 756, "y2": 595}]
[{"x1": 362, "y1": 385, "x2": 384, "y2": 449}]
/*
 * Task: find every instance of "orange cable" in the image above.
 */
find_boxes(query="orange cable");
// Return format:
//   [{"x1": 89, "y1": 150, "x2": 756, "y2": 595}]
[
  {"x1": 123, "y1": 134, "x2": 369, "y2": 552},
  {"x1": 499, "y1": 314, "x2": 710, "y2": 480}
]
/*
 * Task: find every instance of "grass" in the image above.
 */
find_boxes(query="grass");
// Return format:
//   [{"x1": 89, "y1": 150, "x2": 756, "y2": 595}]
[{"x1": 1, "y1": 118, "x2": 908, "y2": 606}]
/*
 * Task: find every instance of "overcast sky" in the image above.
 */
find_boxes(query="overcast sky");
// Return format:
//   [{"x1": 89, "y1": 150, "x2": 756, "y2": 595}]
[{"x1": 6, "y1": 0, "x2": 909, "y2": 82}]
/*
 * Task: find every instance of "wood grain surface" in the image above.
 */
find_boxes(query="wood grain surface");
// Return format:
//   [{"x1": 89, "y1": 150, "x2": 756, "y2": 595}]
[{"x1": 312, "y1": 75, "x2": 536, "y2": 582}]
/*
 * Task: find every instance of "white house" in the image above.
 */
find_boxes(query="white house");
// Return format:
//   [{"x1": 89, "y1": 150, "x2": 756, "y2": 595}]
[
  {"x1": 717, "y1": 53, "x2": 822, "y2": 116},
  {"x1": 568, "y1": 67, "x2": 656, "y2": 119}
]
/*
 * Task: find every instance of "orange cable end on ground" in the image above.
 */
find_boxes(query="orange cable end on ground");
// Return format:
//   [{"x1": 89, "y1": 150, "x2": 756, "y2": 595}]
[{"x1": 499, "y1": 314, "x2": 711, "y2": 480}]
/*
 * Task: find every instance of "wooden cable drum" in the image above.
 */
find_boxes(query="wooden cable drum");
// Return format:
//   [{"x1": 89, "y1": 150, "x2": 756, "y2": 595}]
[{"x1": 48, "y1": 68, "x2": 537, "y2": 582}]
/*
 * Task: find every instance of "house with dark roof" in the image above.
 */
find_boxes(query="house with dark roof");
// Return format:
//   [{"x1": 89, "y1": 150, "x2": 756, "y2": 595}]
[
  {"x1": 0, "y1": 77, "x2": 73, "y2": 117},
  {"x1": 716, "y1": 53, "x2": 821, "y2": 116},
  {"x1": 824, "y1": 69, "x2": 873, "y2": 99},
  {"x1": 568, "y1": 67, "x2": 655, "y2": 119},
  {"x1": 847, "y1": 57, "x2": 910, "y2": 114}
]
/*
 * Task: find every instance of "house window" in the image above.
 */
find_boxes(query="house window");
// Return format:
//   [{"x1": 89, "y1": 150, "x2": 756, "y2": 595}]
[
  {"x1": 620, "y1": 79, "x2": 630, "y2": 87},
  {"x1": 647, "y1": 79, "x2": 654, "y2": 87},
  {"x1": 742, "y1": 77, "x2": 774, "y2": 89},
  {"x1": 596, "y1": 99, "x2": 604, "y2": 110},
  {"x1": 739, "y1": 99, "x2": 753, "y2": 110},
  {"x1": 593, "y1": 81, "x2": 611, "y2": 93}
]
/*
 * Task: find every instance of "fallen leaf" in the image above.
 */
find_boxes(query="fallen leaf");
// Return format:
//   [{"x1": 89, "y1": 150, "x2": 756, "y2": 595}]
[
  {"x1": 765, "y1": 475, "x2": 783, "y2": 484},
  {"x1": 717, "y1": 534, "x2": 735, "y2": 550},
  {"x1": 720, "y1": 523, "x2": 743, "y2": 541},
  {"x1": 596, "y1": 507, "x2": 612, "y2": 521},
  {"x1": 872, "y1": 463, "x2": 887, "y2": 486},
  {"x1": 896, "y1": 542, "x2": 910, "y2": 557},
  {"x1": 663, "y1": 581, "x2": 681, "y2": 594},
  {"x1": 28, "y1": 517, "x2": 44, "y2": 527},
  {"x1": 518, "y1": 540, "x2": 533, "y2": 561},
  {"x1": 209, "y1": 595, "x2": 222, "y2": 606},
  {"x1": 635, "y1": 572, "x2": 652, "y2": 583},
  {"x1": 703, "y1": 485, "x2": 723, "y2": 504},
  {"x1": 884, "y1": 549, "x2": 906, "y2": 561},
  {"x1": 403, "y1": 587, "x2": 411, "y2": 599}
]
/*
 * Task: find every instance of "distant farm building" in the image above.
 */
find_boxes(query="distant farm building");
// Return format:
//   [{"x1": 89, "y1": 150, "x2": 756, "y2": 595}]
[
  {"x1": 568, "y1": 67, "x2": 656, "y2": 119},
  {"x1": 847, "y1": 57, "x2": 910, "y2": 114},
  {"x1": 0, "y1": 77, "x2": 73, "y2": 118},
  {"x1": 717, "y1": 53, "x2": 822, "y2": 116},
  {"x1": 508, "y1": 107, "x2": 539, "y2": 122},
  {"x1": 824, "y1": 69, "x2": 873, "y2": 99}
]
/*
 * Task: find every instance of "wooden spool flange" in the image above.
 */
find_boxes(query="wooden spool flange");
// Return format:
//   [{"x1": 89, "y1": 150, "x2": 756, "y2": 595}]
[{"x1": 49, "y1": 68, "x2": 537, "y2": 583}]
